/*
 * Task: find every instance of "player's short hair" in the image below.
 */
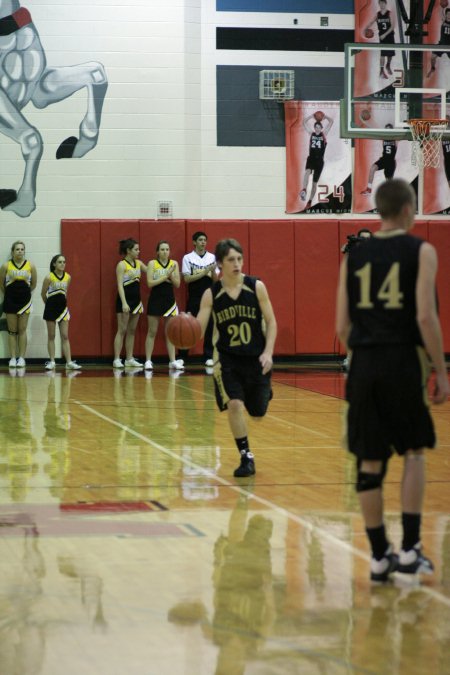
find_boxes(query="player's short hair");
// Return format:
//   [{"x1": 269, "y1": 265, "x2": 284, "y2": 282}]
[
  {"x1": 375, "y1": 178, "x2": 416, "y2": 219},
  {"x1": 119, "y1": 238, "x2": 138, "y2": 255},
  {"x1": 215, "y1": 238, "x2": 243, "y2": 262},
  {"x1": 192, "y1": 231, "x2": 207, "y2": 242},
  {"x1": 50, "y1": 254, "x2": 65, "y2": 272}
]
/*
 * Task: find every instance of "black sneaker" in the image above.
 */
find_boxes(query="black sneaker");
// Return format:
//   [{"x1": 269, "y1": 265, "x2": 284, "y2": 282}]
[
  {"x1": 233, "y1": 452, "x2": 256, "y2": 478},
  {"x1": 370, "y1": 545, "x2": 399, "y2": 583},
  {"x1": 398, "y1": 543, "x2": 434, "y2": 575}
]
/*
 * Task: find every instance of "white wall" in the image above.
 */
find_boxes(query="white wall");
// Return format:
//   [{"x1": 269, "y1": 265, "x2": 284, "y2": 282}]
[{"x1": 0, "y1": 0, "x2": 352, "y2": 358}]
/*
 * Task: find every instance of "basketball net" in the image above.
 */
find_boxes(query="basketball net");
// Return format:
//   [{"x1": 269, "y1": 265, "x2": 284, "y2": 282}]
[{"x1": 408, "y1": 119, "x2": 448, "y2": 169}]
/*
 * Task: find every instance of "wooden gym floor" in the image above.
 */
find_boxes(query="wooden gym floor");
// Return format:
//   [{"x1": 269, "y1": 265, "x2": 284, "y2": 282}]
[{"x1": 0, "y1": 365, "x2": 449, "y2": 675}]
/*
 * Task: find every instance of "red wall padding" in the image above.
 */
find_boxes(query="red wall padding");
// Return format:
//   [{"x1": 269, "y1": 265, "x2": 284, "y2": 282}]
[
  {"x1": 61, "y1": 220, "x2": 101, "y2": 356},
  {"x1": 428, "y1": 221, "x2": 450, "y2": 352},
  {"x1": 294, "y1": 221, "x2": 340, "y2": 353},
  {"x1": 249, "y1": 221, "x2": 295, "y2": 354},
  {"x1": 62, "y1": 218, "x2": 450, "y2": 358}
]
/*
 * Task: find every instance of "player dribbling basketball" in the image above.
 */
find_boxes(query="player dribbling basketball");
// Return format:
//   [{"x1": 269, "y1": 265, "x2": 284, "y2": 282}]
[
  {"x1": 196, "y1": 239, "x2": 277, "y2": 478},
  {"x1": 364, "y1": 0, "x2": 397, "y2": 79}
]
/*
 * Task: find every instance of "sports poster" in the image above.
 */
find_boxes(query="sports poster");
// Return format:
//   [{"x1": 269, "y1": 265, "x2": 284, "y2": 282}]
[
  {"x1": 353, "y1": 101, "x2": 417, "y2": 213},
  {"x1": 284, "y1": 101, "x2": 352, "y2": 214},
  {"x1": 354, "y1": 0, "x2": 410, "y2": 100},
  {"x1": 423, "y1": 5, "x2": 450, "y2": 214}
]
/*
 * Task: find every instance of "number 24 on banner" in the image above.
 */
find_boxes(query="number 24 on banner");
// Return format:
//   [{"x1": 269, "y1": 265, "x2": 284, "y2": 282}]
[{"x1": 318, "y1": 185, "x2": 345, "y2": 203}]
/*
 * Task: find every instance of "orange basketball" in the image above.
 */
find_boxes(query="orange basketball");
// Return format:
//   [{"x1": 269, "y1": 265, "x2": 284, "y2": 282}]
[
  {"x1": 361, "y1": 109, "x2": 371, "y2": 121},
  {"x1": 166, "y1": 313, "x2": 202, "y2": 349},
  {"x1": 314, "y1": 110, "x2": 325, "y2": 122},
  {"x1": 364, "y1": 28, "x2": 374, "y2": 38},
  {"x1": 441, "y1": 0, "x2": 448, "y2": 8}
]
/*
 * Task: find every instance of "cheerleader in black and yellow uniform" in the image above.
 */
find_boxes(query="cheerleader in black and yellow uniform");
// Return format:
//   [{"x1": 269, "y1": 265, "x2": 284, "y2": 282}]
[
  {"x1": 113, "y1": 238, "x2": 147, "y2": 369},
  {"x1": 41, "y1": 255, "x2": 81, "y2": 371},
  {"x1": 145, "y1": 240, "x2": 183, "y2": 370},
  {"x1": 0, "y1": 241, "x2": 37, "y2": 368}
]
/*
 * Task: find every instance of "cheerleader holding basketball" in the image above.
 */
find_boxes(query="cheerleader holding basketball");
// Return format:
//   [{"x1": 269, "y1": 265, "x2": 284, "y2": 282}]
[
  {"x1": 113, "y1": 238, "x2": 147, "y2": 368},
  {"x1": 41, "y1": 255, "x2": 81, "y2": 370},
  {"x1": 144, "y1": 240, "x2": 184, "y2": 370},
  {"x1": 0, "y1": 241, "x2": 37, "y2": 368}
]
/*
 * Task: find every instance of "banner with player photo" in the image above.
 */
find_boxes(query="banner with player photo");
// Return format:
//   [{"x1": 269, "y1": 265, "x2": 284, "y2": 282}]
[
  {"x1": 354, "y1": 0, "x2": 410, "y2": 100},
  {"x1": 284, "y1": 101, "x2": 351, "y2": 214},
  {"x1": 422, "y1": 3, "x2": 450, "y2": 214},
  {"x1": 352, "y1": 101, "x2": 418, "y2": 213},
  {"x1": 420, "y1": 101, "x2": 450, "y2": 214}
]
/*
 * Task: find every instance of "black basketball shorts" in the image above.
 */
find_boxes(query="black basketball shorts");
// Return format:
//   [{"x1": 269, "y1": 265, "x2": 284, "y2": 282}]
[{"x1": 345, "y1": 344, "x2": 436, "y2": 460}]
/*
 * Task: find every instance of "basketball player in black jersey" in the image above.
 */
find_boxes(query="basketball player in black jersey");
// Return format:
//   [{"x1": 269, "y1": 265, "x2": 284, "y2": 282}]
[
  {"x1": 361, "y1": 124, "x2": 397, "y2": 195},
  {"x1": 197, "y1": 239, "x2": 277, "y2": 478},
  {"x1": 442, "y1": 131, "x2": 450, "y2": 187},
  {"x1": 427, "y1": 8, "x2": 450, "y2": 77},
  {"x1": 364, "y1": 0, "x2": 396, "y2": 79},
  {"x1": 299, "y1": 113, "x2": 333, "y2": 210},
  {"x1": 336, "y1": 178, "x2": 449, "y2": 583}
]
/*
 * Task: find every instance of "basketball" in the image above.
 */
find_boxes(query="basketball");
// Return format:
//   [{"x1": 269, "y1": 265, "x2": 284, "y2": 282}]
[
  {"x1": 166, "y1": 312, "x2": 202, "y2": 349},
  {"x1": 364, "y1": 28, "x2": 374, "y2": 38},
  {"x1": 314, "y1": 111, "x2": 325, "y2": 122},
  {"x1": 361, "y1": 109, "x2": 371, "y2": 121},
  {"x1": 440, "y1": 0, "x2": 448, "y2": 8}
]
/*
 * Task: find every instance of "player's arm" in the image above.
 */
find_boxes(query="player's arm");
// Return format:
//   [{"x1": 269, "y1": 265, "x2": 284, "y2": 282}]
[
  {"x1": 138, "y1": 259, "x2": 147, "y2": 275},
  {"x1": 0, "y1": 263, "x2": 6, "y2": 294},
  {"x1": 336, "y1": 256, "x2": 351, "y2": 350},
  {"x1": 168, "y1": 261, "x2": 181, "y2": 288},
  {"x1": 196, "y1": 288, "x2": 213, "y2": 336},
  {"x1": 323, "y1": 115, "x2": 334, "y2": 135},
  {"x1": 381, "y1": 14, "x2": 395, "y2": 40},
  {"x1": 256, "y1": 280, "x2": 277, "y2": 375},
  {"x1": 364, "y1": 14, "x2": 377, "y2": 32},
  {"x1": 41, "y1": 275, "x2": 51, "y2": 304},
  {"x1": 116, "y1": 261, "x2": 129, "y2": 313},
  {"x1": 183, "y1": 263, "x2": 216, "y2": 284},
  {"x1": 416, "y1": 243, "x2": 449, "y2": 404},
  {"x1": 302, "y1": 114, "x2": 314, "y2": 132},
  {"x1": 66, "y1": 274, "x2": 72, "y2": 292},
  {"x1": 30, "y1": 263, "x2": 37, "y2": 292}
]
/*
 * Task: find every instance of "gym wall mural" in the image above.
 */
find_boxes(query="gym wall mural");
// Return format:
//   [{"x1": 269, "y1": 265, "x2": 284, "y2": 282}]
[{"x1": 0, "y1": 3, "x2": 107, "y2": 219}]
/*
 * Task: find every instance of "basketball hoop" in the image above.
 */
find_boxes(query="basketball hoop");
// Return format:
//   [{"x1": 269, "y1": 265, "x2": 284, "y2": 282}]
[{"x1": 408, "y1": 118, "x2": 448, "y2": 168}]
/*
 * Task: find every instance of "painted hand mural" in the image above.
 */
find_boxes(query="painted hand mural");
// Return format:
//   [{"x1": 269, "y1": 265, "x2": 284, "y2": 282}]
[{"x1": 0, "y1": 3, "x2": 107, "y2": 217}]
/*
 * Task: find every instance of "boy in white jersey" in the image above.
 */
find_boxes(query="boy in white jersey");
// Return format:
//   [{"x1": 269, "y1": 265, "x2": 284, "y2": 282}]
[{"x1": 181, "y1": 231, "x2": 219, "y2": 367}]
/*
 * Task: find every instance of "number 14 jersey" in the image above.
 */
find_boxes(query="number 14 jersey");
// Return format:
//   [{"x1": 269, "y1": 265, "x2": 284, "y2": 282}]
[{"x1": 347, "y1": 231, "x2": 424, "y2": 348}]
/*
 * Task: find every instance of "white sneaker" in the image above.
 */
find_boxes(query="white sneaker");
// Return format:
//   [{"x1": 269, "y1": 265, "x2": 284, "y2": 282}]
[
  {"x1": 8, "y1": 357, "x2": 17, "y2": 368},
  {"x1": 113, "y1": 358, "x2": 124, "y2": 369},
  {"x1": 66, "y1": 361, "x2": 81, "y2": 370},
  {"x1": 16, "y1": 357, "x2": 26, "y2": 368},
  {"x1": 45, "y1": 361, "x2": 56, "y2": 370},
  {"x1": 144, "y1": 360, "x2": 153, "y2": 370},
  {"x1": 124, "y1": 357, "x2": 142, "y2": 367},
  {"x1": 169, "y1": 360, "x2": 184, "y2": 370},
  {"x1": 205, "y1": 359, "x2": 214, "y2": 367}
]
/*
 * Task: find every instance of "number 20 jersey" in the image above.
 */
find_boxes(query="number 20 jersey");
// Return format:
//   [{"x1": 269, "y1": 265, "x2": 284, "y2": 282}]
[
  {"x1": 212, "y1": 275, "x2": 266, "y2": 356},
  {"x1": 347, "y1": 232, "x2": 424, "y2": 348}
]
